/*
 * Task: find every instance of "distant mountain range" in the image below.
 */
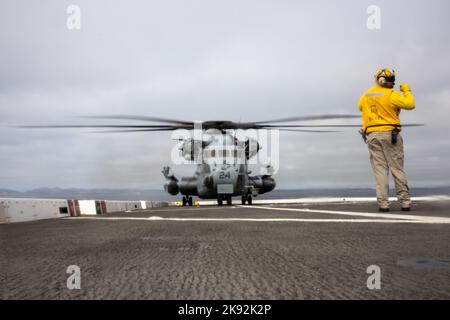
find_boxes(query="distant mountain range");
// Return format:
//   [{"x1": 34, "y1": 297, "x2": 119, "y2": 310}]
[
  {"x1": 1, "y1": 187, "x2": 449, "y2": 201},
  {"x1": 0, "y1": 188, "x2": 173, "y2": 201}
]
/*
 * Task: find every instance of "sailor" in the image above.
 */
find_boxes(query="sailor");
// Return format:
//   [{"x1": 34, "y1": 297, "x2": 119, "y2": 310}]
[{"x1": 358, "y1": 68, "x2": 415, "y2": 212}]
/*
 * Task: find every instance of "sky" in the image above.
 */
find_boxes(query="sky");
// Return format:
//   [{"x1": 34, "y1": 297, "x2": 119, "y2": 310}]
[{"x1": 1, "y1": 0, "x2": 450, "y2": 190}]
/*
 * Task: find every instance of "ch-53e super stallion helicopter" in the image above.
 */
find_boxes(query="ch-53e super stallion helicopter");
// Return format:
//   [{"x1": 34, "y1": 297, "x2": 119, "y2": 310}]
[
  {"x1": 24, "y1": 114, "x2": 369, "y2": 205},
  {"x1": 23, "y1": 114, "x2": 422, "y2": 206}
]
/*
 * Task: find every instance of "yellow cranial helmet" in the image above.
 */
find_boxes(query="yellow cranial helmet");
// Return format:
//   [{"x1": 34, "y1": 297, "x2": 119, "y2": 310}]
[{"x1": 375, "y1": 68, "x2": 396, "y2": 87}]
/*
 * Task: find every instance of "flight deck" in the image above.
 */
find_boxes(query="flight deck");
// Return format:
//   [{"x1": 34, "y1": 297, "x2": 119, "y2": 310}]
[{"x1": 1, "y1": 200, "x2": 450, "y2": 299}]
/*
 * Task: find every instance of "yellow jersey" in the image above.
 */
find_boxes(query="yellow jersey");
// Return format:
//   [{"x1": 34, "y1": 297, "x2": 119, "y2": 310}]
[{"x1": 358, "y1": 85, "x2": 415, "y2": 133}]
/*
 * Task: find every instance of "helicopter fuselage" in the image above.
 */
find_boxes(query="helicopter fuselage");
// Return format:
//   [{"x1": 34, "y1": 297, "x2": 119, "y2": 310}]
[{"x1": 163, "y1": 133, "x2": 276, "y2": 205}]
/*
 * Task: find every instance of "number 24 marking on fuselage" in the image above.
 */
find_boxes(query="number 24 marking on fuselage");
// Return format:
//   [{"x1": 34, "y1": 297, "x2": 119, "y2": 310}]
[{"x1": 219, "y1": 172, "x2": 231, "y2": 179}]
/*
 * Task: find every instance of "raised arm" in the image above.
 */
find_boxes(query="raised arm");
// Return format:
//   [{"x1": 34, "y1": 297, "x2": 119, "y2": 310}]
[{"x1": 391, "y1": 84, "x2": 415, "y2": 110}]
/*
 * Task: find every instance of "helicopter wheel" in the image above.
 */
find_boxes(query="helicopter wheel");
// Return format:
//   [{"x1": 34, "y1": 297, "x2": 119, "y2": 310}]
[
  {"x1": 241, "y1": 195, "x2": 246, "y2": 205},
  {"x1": 217, "y1": 195, "x2": 223, "y2": 206},
  {"x1": 226, "y1": 196, "x2": 232, "y2": 206},
  {"x1": 247, "y1": 195, "x2": 253, "y2": 205}
]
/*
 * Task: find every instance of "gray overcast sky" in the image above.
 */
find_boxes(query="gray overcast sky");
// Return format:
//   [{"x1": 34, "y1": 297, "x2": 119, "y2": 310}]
[{"x1": 1, "y1": 0, "x2": 450, "y2": 190}]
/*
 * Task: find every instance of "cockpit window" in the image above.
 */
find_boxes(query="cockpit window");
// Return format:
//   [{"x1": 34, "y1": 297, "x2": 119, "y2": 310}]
[{"x1": 205, "y1": 149, "x2": 243, "y2": 158}]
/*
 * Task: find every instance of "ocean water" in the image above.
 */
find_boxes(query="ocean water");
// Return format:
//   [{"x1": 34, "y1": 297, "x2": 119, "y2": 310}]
[{"x1": 1, "y1": 187, "x2": 449, "y2": 201}]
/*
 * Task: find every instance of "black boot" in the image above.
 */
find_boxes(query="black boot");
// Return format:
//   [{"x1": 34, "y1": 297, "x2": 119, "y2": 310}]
[{"x1": 379, "y1": 208, "x2": 390, "y2": 213}]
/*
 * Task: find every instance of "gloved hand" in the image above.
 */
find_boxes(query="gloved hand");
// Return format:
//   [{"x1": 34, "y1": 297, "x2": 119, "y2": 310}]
[{"x1": 400, "y1": 84, "x2": 411, "y2": 92}]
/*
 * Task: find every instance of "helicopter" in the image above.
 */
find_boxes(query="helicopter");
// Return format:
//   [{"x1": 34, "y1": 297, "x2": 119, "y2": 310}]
[{"x1": 162, "y1": 130, "x2": 276, "y2": 206}]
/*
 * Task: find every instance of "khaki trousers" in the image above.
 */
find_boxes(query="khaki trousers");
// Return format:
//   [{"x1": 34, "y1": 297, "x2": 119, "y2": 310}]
[{"x1": 367, "y1": 131, "x2": 411, "y2": 209}]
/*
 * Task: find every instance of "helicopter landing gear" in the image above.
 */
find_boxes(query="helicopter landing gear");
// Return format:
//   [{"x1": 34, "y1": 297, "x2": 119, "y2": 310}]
[
  {"x1": 242, "y1": 194, "x2": 252, "y2": 205},
  {"x1": 217, "y1": 195, "x2": 232, "y2": 206},
  {"x1": 182, "y1": 196, "x2": 193, "y2": 206}
]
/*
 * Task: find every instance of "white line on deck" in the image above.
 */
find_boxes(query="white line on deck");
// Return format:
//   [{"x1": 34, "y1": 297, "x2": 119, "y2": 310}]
[
  {"x1": 248, "y1": 206, "x2": 450, "y2": 224},
  {"x1": 67, "y1": 216, "x2": 450, "y2": 224}
]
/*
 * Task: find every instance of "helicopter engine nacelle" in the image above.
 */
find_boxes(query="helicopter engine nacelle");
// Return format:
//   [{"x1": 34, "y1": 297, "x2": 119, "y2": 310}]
[
  {"x1": 245, "y1": 138, "x2": 260, "y2": 159},
  {"x1": 179, "y1": 176, "x2": 198, "y2": 195},
  {"x1": 262, "y1": 176, "x2": 276, "y2": 193},
  {"x1": 164, "y1": 181, "x2": 179, "y2": 195},
  {"x1": 250, "y1": 175, "x2": 276, "y2": 194}
]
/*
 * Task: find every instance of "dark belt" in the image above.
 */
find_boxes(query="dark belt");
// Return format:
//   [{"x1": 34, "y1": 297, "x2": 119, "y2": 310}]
[{"x1": 359, "y1": 124, "x2": 401, "y2": 144}]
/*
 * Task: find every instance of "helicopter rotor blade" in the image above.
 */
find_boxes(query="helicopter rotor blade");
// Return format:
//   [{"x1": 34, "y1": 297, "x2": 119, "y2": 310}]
[
  {"x1": 248, "y1": 114, "x2": 361, "y2": 125},
  {"x1": 77, "y1": 115, "x2": 194, "y2": 126},
  {"x1": 256, "y1": 124, "x2": 424, "y2": 129},
  {"x1": 19, "y1": 124, "x2": 192, "y2": 129},
  {"x1": 257, "y1": 124, "x2": 362, "y2": 128},
  {"x1": 89, "y1": 128, "x2": 180, "y2": 133},
  {"x1": 278, "y1": 129, "x2": 342, "y2": 133}
]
